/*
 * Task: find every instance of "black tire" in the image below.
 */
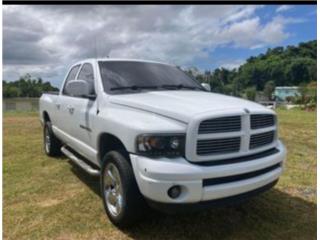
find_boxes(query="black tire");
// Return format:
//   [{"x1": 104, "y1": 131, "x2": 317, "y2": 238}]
[
  {"x1": 100, "y1": 150, "x2": 147, "y2": 228},
  {"x1": 43, "y1": 121, "x2": 62, "y2": 157}
]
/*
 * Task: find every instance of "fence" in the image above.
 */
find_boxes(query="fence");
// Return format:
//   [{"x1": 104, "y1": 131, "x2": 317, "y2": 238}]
[
  {"x1": 3, "y1": 98, "x2": 39, "y2": 111},
  {"x1": 258, "y1": 101, "x2": 277, "y2": 109}
]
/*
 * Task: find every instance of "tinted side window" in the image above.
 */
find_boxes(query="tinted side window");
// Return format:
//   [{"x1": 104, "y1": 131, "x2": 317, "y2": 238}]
[
  {"x1": 77, "y1": 63, "x2": 95, "y2": 94},
  {"x1": 63, "y1": 65, "x2": 80, "y2": 95}
]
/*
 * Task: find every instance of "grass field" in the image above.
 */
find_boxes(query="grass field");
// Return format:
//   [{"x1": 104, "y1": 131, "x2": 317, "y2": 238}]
[{"x1": 3, "y1": 109, "x2": 316, "y2": 240}]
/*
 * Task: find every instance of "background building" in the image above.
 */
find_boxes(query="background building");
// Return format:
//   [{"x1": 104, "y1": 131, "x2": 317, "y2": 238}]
[{"x1": 274, "y1": 86, "x2": 300, "y2": 102}]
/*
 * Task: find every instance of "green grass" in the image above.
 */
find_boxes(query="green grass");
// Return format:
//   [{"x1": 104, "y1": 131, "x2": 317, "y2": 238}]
[{"x1": 3, "y1": 109, "x2": 316, "y2": 240}]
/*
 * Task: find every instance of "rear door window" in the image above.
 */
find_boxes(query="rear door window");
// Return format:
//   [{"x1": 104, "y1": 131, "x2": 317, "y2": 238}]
[
  {"x1": 62, "y1": 65, "x2": 81, "y2": 95},
  {"x1": 77, "y1": 63, "x2": 95, "y2": 95}
]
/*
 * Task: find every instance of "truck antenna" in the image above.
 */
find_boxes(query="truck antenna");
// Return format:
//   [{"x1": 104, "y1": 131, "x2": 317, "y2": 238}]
[{"x1": 94, "y1": 36, "x2": 98, "y2": 59}]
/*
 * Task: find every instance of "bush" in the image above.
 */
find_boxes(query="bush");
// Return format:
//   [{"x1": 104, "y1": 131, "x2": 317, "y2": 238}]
[{"x1": 245, "y1": 87, "x2": 257, "y2": 101}]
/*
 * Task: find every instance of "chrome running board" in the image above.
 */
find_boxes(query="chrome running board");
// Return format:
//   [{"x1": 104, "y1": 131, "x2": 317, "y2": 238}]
[{"x1": 61, "y1": 146, "x2": 100, "y2": 176}]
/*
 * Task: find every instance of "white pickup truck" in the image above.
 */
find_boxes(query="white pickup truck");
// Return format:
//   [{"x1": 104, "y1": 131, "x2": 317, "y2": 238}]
[{"x1": 39, "y1": 58, "x2": 286, "y2": 227}]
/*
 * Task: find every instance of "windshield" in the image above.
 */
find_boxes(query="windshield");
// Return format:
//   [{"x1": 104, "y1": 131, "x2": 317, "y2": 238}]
[{"x1": 98, "y1": 61, "x2": 204, "y2": 94}]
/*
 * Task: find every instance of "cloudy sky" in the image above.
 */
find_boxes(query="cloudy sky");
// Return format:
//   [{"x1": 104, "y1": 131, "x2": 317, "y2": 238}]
[{"x1": 3, "y1": 5, "x2": 317, "y2": 87}]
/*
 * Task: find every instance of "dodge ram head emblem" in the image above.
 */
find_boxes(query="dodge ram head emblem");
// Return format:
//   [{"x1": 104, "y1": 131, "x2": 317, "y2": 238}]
[{"x1": 244, "y1": 108, "x2": 250, "y2": 113}]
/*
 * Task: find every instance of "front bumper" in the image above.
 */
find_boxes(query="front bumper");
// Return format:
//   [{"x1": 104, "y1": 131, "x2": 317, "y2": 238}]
[{"x1": 130, "y1": 140, "x2": 286, "y2": 204}]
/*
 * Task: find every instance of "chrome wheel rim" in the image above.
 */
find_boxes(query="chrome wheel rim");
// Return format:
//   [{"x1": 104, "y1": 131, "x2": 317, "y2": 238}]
[
  {"x1": 45, "y1": 127, "x2": 51, "y2": 153},
  {"x1": 104, "y1": 163, "x2": 123, "y2": 217}
]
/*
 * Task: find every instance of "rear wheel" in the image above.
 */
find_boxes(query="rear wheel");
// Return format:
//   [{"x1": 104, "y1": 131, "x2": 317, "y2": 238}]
[
  {"x1": 43, "y1": 121, "x2": 62, "y2": 156},
  {"x1": 101, "y1": 151, "x2": 147, "y2": 228}
]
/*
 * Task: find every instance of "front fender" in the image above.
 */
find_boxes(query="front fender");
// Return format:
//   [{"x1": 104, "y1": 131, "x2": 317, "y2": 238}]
[{"x1": 93, "y1": 103, "x2": 187, "y2": 153}]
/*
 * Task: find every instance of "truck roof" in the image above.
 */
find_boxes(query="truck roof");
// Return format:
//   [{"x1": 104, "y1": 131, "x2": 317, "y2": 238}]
[{"x1": 74, "y1": 58, "x2": 175, "y2": 67}]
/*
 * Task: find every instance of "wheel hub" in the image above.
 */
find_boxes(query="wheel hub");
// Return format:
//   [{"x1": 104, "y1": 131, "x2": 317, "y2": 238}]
[
  {"x1": 104, "y1": 163, "x2": 123, "y2": 217},
  {"x1": 45, "y1": 127, "x2": 51, "y2": 153}
]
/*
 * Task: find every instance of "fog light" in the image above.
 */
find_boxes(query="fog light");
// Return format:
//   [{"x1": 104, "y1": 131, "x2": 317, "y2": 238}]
[{"x1": 168, "y1": 185, "x2": 181, "y2": 199}]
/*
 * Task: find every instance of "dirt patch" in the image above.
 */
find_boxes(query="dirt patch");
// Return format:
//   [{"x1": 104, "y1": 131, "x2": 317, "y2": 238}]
[{"x1": 37, "y1": 186, "x2": 85, "y2": 208}]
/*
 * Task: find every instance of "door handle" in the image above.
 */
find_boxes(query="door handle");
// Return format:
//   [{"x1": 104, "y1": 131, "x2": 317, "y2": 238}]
[
  {"x1": 67, "y1": 106, "x2": 74, "y2": 114},
  {"x1": 56, "y1": 103, "x2": 61, "y2": 110}
]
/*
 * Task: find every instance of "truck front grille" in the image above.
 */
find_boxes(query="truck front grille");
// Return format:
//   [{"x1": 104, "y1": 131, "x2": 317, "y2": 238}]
[
  {"x1": 191, "y1": 112, "x2": 277, "y2": 162},
  {"x1": 250, "y1": 131, "x2": 275, "y2": 149},
  {"x1": 198, "y1": 116, "x2": 241, "y2": 134},
  {"x1": 197, "y1": 137, "x2": 241, "y2": 155},
  {"x1": 251, "y1": 114, "x2": 275, "y2": 129}
]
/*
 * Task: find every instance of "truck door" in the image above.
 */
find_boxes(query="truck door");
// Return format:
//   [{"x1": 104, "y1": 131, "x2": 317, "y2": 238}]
[
  {"x1": 67, "y1": 63, "x2": 98, "y2": 160},
  {"x1": 54, "y1": 64, "x2": 82, "y2": 145}
]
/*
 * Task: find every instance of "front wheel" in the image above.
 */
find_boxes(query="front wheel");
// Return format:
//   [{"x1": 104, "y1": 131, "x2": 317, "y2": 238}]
[
  {"x1": 101, "y1": 151, "x2": 147, "y2": 228},
  {"x1": 43, "y1": 121, "x2": 62, "y2": 156}
]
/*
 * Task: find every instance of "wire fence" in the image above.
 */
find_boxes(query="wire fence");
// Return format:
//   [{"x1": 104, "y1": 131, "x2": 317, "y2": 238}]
[{"x1": 3, "y1": 98, "x2": 39, "y2": 111}]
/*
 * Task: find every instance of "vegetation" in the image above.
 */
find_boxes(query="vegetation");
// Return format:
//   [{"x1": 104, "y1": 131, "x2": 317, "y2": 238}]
[
  {"x1": 185, "y1": 40, "x2": 317, "y2": 98},
  {"x1": 296, "y1": 81, "x2": 317, "y2": 110},
  {"x1": 3, "y1": 74, "x2": 58, "y2": 98},
  {"x1": 245, "y1": 87, "x2": 256, "y2": 101},
  {"x1": 3, "y1": 110, "x2": 316, "y2": 240}
]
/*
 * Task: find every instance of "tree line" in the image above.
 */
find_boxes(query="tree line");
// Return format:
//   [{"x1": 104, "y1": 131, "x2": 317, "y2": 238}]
[
  {"x1": 3, "y1": 74, "x2": 58, "y2": 98},
  {"x1": 185, "y1": 40, "x2": 316, "y2": 100}
]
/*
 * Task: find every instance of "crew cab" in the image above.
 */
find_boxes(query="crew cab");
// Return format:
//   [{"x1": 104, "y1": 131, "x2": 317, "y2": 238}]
[{"x1": 39, "y1": 59, "x2": 286, "y2": 227}]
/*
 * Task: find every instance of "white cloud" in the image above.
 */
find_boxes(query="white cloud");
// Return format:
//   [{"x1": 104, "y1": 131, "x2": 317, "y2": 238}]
[
  {"x1": 220, "y1": 59, "x2": 245, "y2": 70},
  {"x1": 217, "y1": 17, "x2": 262, "y2": 48},
  {"x1": 259, "y1": 16, "x2": 290, "y2": 45},
  {"x1": 3, "y1": 5, "x2": 297, "y2": 86},
  {"x1": 276, "y1": 5, "x2": 294, "y2": 13},
  {"x1": 224, "y1": 5, "x2": 263, "y2": 23},
  {"x1": 216, "y1": 15, "x2": 298, "y2": 49}
]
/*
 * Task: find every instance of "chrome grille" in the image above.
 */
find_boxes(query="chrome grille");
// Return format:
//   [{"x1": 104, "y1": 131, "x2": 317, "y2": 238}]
[
  {"x1": 250, "y1": 131, "x2": 275, "y2": 149},
  {"x1": 251, "y1": 114, "x2": 275, "y2": 129},
  {"x1": 191, "y1": 112, "x2": 277, "y2": 162},
  {"x1": 197, "y1": 137, "x2": 241, "y2": 155},
  {"x1": 198, "y1": 116, "x2": 241, "y2": 134}
]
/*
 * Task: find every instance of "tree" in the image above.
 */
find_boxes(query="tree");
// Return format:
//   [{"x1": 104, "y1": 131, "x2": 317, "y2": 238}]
[
  {"x1": 263, "y1": 81, "x2": 275, "y2": 100},
  {"x1": 245, "y1": 87, "x2": 256, "y2": 101},
  {"x1": 3, "y1": 75, "x2": 59, "y2": 98},
  {"x1": 3, "y1": 85, "x2": 20, "y2": 98},
  {"x1": 180, "y1": 40, "x2": 316, "y2": 98},
  {"x1": 286, "y1": 58, "x2": 311, "y2": 85}
]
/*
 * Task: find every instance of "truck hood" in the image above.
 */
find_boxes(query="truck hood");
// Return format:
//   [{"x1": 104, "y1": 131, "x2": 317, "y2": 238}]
[{"x1": 109, "y1": 90, "x2": 273, "y2": 123}]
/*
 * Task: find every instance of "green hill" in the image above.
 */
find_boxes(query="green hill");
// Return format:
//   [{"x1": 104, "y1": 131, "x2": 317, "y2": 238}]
[
  {"x1": 3, "y1": 74, "x2": 59, "y2": 98},
  {"x1": 190, "y1": 40, "x2": 316, "y2": 97}
]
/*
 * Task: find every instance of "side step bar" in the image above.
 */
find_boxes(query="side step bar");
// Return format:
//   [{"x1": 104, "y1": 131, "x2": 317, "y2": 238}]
[{"x1": 61, "y1": 146, "x2": 100, "y2": 177}]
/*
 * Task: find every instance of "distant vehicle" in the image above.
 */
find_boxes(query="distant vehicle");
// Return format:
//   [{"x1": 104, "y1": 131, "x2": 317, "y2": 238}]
[{"x1": 39, "y1": 59, "x2": 287, "y2": 227}]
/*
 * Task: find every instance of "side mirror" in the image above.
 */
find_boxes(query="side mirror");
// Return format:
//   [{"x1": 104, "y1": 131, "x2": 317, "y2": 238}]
[
  {"x1": 201, "y1": 83, "x2": 211, "y2": 92},
  {"x1": 65, "y1": 80, "x2": 90, "y2": 97}
]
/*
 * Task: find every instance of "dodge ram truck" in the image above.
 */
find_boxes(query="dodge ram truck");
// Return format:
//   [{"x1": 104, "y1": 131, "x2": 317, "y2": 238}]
[{"x1": 39, "y1": 59, "x2": 286, "y2": 227}]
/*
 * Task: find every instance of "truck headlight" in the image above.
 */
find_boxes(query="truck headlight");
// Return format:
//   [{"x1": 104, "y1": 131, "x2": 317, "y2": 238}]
[{"x1": 136, "y1": 134, "x2": 185, "y2": 157}]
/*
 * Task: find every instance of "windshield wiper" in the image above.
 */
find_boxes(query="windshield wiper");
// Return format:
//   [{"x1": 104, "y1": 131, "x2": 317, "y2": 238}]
[
  {"x1": 110, "y1": 85, "x2": 159, "y2": 91},
  {"x1": 110, "y1": 84, "x2": 204, "y2": 91},
  {"x1": 160, "y1": 84, "x2": 203, "y2": 91}
]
